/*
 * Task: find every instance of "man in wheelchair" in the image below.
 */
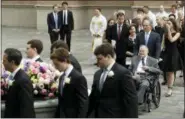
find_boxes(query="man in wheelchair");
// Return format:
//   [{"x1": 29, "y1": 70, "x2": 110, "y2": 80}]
[{"x1": 129, "y1": 45, "x2": 161, "y2": 105}]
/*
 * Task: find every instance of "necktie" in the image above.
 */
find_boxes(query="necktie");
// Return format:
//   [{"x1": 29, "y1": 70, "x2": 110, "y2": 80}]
[
  {"x1": 59, "y1": 73, "x2": 66, "y2": 96},
  {"x1": 9, "y1": 74, "x2": 14, "y2": 80},
  {"x1": 141, "y1": 58, "x2": 145, "y2": 66},
  {"x1": 145, "y1": 32, "x2": 149, "y2": 45},
  {"x1": 118, "y1": 25, "x2": 121, "y2": 40},
  {"x1": 99, "y1": 69, "x2": 107, "y2": 91},
  {"x1": 63, "y1": 11, "x2": 66, "y2": 25},
  {"x1": 54, "y1": 13, "x2": 58, "y2": 29}
]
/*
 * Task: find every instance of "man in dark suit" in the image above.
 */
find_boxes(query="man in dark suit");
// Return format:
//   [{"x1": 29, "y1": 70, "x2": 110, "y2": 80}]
[
  {"x1": 26, "y1": 39, "x2": 43, "y2": 62},
  {"x1": 135, "y1": 18, "x2": 161, "y2": 59},
  {"x1": 47, "y1": 4, "x2": 61, "y2": 44},
  {"x1": 3, "y1": 48, "x2": 35, "y2": 118},
  {"x1": 87, "y1": 44, "x2": 138, "y2": 118},
  {"x1": 50, "y1": 40, "x2": 82, "y2": 73},
  {"x1": 132, "y1": 8, "x2": 145, "y2": 33},
  {"x1": 59, "y1": 1, "x2": 74, "y2": 51},
  {"x1": 50, "y1": 48, "x2": 88, "y2": 118},
  {"x1": 129, "y1": 45, "x2": 160, "y2": 104},
  {"x1": 108, "y1": 12, "x2": 130, "y2": 66}
]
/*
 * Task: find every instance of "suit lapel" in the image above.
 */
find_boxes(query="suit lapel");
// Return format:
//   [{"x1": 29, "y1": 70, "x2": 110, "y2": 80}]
[
  {"x1": 100, "y1": 63, "x2": 117, "y2": 93},
  {"x1": 141, "y1": 33, "x2": 145, "y2": 45}
]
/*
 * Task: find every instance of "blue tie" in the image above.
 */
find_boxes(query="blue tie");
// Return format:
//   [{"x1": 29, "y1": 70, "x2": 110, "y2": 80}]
[
  {"x1": 54, "y1": 13, "x2": 58, "y2": 29},
  {"x1": 145, "y1": 32, "x2": 149, "y2": 45},
  {"x1": 60, "y1": 73, "x2": 65, "y2": 96}
]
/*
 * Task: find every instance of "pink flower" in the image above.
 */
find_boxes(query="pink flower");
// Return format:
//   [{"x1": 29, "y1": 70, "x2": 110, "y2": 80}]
[
  {"x1": 32, "y1": 69, "x2": 39, "y2": 74},
  {"x1": 48, "y1": 93, "x2": 54, "y2": 98},
  {"x1": 32, "y1": 62, "x2": 40, "y2": 68},
  {"x1": 40, "y1": 89, "x2": 47, "y2": 95},
  {"x1": 42, "y1": 73, "x2": 47, "y2": 79}
]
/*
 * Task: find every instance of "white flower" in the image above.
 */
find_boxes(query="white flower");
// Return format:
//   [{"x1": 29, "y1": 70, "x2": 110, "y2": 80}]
[
  {"x1": 33, "y1": 90, "x2": 38, "y2": 95},
  {"x1": 65, "y1": 77, "x2": 71, "y2": 84},
  {"x1": 38, "y1": 83, "x2": 44, "y2": 89},
  {"x1": 44, "y1": 79, "x2": 50, "y2": 85},
  {"x1": 107, "y1": 71, "x2": 114, "y2": 77},
  {"x1": 33, "y1": 84, "x2": 36, "y2": 88},
  {"x1": 8, "y1": 80, "x2": 14, "y2": 86}
]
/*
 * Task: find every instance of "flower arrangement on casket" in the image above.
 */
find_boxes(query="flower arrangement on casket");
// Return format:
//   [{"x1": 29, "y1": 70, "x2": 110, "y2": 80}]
[
  {"x1": 1, "y1": 60, "x2": 61, "y2": 100},
  {"x1": 21, "y1": 60, "x2": 60, "y2": 99},
  {"x1": 1, "y1": 64, "x2": 12, "y2": 100}
]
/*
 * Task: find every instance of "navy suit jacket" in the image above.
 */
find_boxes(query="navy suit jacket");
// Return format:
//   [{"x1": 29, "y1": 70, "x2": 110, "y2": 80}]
[
  {"x1": 47, "y1": 12, "x2": 62, "y2": 33},
  {"x1": 135, "y1": 31, "x2": 161, "y2": 59}
]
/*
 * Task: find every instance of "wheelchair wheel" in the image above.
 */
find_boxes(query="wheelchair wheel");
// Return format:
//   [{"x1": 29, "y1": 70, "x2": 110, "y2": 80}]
[{"x1": 152, "y1": 81, "x2": 161, "y2": 108}]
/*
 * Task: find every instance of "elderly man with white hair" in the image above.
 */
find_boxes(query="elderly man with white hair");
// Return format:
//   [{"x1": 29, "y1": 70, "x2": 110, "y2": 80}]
[
  {"x1": 156, "y1": 5, "x2": 169, "y2": 18},
  {"x1": 129, "y1": 45, "x2": 160, "y2": 104}
]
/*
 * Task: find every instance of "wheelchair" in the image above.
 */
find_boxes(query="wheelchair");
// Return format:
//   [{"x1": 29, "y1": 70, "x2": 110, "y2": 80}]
[{"x1": 136, "y1": 70, "x2": 162, "y2": 112}]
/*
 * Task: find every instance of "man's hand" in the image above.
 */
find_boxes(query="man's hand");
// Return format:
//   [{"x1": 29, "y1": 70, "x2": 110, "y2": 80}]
[
  {"x1": 52, "y1": 29, "x2": 57, "y2": 32},
  {"x1": 132, "y1": 74, "x2": 140, "y2": 80},
  {"x1": 142, "y1": 66, "x2": 149, "y2": 71},
  {"x1": 56, "y1": 29, "x2": 60, "y2": 32},
  {"x1": 126, "y1": 51, "x2": 133, "y2": 56}
]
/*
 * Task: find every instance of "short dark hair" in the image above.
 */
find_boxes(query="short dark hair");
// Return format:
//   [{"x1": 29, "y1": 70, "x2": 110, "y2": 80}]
[
  {"x1": 62, "y1": 1, "x2": 68, "y2": 6},
  {"x1": 143, "y1": 6, "x2": 149, "y2": 10},
  {"x1": 171, "y1": 4, "x2": 177, "y2": 9},
  {"x1": 53, "y1": 4, "x2": 58, "y2": 9},
  {"x1": 50, "y1": 40, "x2": 69, "y2": 53},
  {"x1": 169, "y1": 14, "x2": 176, "y2": 19},
  {"x1": 129, "y1": 24, "x2": 136, "y2": 30},
  {"x1": 95, "y1": 8, "x2": 101, "y2": 12},
  {"x1": 137, "y1": 8, "x2": 144, "y2": 13},
  {"x1": 27, "y1": 39, "x2": 43, "y2": 54},
  {"x1": 94, "y1": 43, "x2": 115, "y2": 58},
  {"x1": 4, "y1": 48, "x2": 22, "y2": 66},
  {"x1": 117, "y1": 12, "x2": 125, "y2": 19},
  {"x1": 50, "y1": 48, "x2": 70, "y2": 63}
]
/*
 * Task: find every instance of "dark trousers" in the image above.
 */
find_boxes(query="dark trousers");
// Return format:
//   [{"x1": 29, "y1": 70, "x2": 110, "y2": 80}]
[
  {"x1": 49, "y1": 31, "x2": 59, "y2": 44},
  {"x1": 116, "y1": 58, "x2": 126, "y2": 67},
  {"x1": 60, "y1": 25, "x2": 72, "y2": 51}
]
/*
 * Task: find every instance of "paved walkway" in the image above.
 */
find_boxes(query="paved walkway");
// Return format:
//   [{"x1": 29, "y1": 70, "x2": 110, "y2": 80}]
[{"x1": 2, "y1": 27, "x2": 184, "y2": 118}]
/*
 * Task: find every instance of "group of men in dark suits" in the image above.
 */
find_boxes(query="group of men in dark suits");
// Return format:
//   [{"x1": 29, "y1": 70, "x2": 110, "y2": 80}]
[
  {"x1": 107, "y1": 12, "x2": 161, "y2": 68},
  {"x1": 3, "y1": 42, "x2": 138, "y2": 118},
  {"x1": 47, "y1": 2, "x2": 74, "y2": 51}
]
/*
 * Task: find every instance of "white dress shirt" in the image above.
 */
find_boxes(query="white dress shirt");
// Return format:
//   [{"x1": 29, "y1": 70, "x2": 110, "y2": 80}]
[
  {"x1": 32, "y1": 55, "x2": 40, "y2": 61},
  {"x1": 53, "y1": 12, "x2": 58, "y2": 28},
  {"x1": 11, "y1": 67, "x2": 21, "y2": 79},
  {"x1": 90, "y1": 14, "x2": 107, "y2": 37},
  {"x1": 136, "y1": 56, "x2": 147, "y2": 73},
  {"x1": 63, "y1": 10, "x2": 68, "y2": 25}
]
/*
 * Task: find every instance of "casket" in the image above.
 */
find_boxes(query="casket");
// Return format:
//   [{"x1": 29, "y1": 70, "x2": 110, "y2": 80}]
[{"x1": 1, "y1": 98, "x2": 58, "y2": 118}]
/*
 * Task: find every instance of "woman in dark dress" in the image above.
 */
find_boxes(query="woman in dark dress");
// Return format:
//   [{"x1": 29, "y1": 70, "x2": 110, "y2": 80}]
[
  {"x1": 105, "y1": 18, "x2": 115, "y2": 43},
  {"x1": 163, "y1": 18, "x2": 181, "y2": 97},
  {"x1": 125, "y1": 24, "x2": 136, "y2": 68}
]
